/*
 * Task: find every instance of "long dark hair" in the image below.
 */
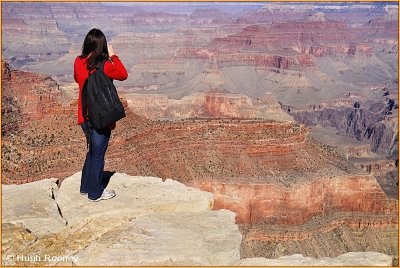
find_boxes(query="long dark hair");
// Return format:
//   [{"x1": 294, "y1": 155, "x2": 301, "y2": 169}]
[{"x1": 80, "y1": 28, "x2": 109, "y2": 71}]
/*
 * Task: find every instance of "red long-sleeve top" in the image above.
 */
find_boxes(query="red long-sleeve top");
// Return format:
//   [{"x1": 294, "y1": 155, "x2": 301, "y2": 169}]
[{"x1": 74, "y1": 55, "x2": 128, "y2": 125}]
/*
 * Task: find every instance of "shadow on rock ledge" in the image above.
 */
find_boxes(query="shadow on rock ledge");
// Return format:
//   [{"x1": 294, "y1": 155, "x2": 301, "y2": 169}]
[{"x1": 1, "y1": 172, "x2": 394, "y2": 266}]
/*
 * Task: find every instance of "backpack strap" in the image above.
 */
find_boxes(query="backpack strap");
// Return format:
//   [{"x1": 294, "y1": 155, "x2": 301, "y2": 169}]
[
  {"x1": 81, "y1": 79, "x2": 89, "y2": 123},
  {"x1": 96, "y1": 59, "x2": 113, "y2": 82}
]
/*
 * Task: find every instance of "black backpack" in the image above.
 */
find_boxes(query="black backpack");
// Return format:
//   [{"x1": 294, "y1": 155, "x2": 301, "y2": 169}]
[{"x1": 81, "y1": 60, "x2": 126, "y2": 129}]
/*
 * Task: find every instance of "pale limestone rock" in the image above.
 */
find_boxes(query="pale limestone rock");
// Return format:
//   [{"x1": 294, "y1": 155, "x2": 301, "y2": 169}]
[
  {"x1": 235, "y1": 252, "x2": 393, "y2": 266},
  {"x1": 1, "y1": 223, "x2": 37, "y2": 266},
  {"x1": 308, "y1": 12, "x2": 327, "y2": 22},
  {"x1": 3, "y1": 172, "x2": 241, "y2": 266},
  {"x1": 74, "y1": 210, "x2": 241, "y2": 266},
  {"x1": 55, "y1": 172, "x2": 214, "y2": 225},
  {"x1": 2, "y1": 178, "x2": 66, "y2": 236}
]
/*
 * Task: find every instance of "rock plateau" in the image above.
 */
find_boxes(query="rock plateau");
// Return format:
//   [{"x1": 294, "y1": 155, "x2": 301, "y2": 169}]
[
  {"x1": 2, "y1": 172, "x2": 241, "y2": 266},
  {"x1": 2, "y1": 172, "x2": 395, "y2": 266}
]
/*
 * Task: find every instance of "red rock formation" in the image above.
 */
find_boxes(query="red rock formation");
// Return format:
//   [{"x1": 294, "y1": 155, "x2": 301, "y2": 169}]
[
  {"x1": 104, "y1": 115, "x2": 397, "y2": 259},
  {"x1": 105, "y1": 119, "x2": 320, "y2": 184},
  {"x1": 209, "y1": 20, "x2": 364, "y2": 53},
  {"x1": 177, "y1": 17, "x2": 381, "y2": 75},
  {"x1": 245, "y1": 214, "x2": 398, "y2": 242},
  {"x1": 240, "y1": 211, "x2": 398, "y2": 258},
  {"x1": 2, "y1": 61, "x2": 12, "y2": 81},
  {"x1": 178, "y1": 18, "x2": 378, "y2": 71},
  {"x1": 192, "y1": 175, "x2": 397, "y2": 224},
  {"x1": 177, "y1": 49, "x2": 314, "y2": 69},
  {"x1": 298, "y1": 44, "x2": 373, "y2": 57},
  {"x1": 1, "y1": 63, "x2": 83, "y2": 184}
]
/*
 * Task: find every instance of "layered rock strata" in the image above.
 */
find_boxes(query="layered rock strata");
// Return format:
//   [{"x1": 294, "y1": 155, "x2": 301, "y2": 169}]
[
  {"x1": 2, "y1": 64, "x2": 398, "y2": 261},
  {"x1": 240, "y1": 212, "x2": 398, "y2": 259},
  {"x1": 192, "y1": 175, "x2": 397, "y2": 225},
  {"x1": 124, "y1": 91, "x2": 292, "y2": 122},
  {"x1": 236, "y1": 252, "x2": 393, "y2": 266},
  {"x1": 108, "y1": 119, "x2": 315, "y2": 183},
  {"x1": 1, "y1": 62, "x2": 83, "y2": 184},
  {"x1": 289, "y1": 102, "x2": 398, "y2": 160},
  {"x1": 288, "y1": 97, "x2": 398, "y2": 200},
  {"x1": 209, "y1": 21, "x2": 368, "y2": 55},
  {"x1": 106, "y1": 116, "x2": 398, "y2": 259}
]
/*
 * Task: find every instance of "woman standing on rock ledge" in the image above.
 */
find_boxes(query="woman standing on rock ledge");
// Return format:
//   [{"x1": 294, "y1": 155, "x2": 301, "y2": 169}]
[{"x1": 74, "y1": 28, "x2": 128, "y2": 202}]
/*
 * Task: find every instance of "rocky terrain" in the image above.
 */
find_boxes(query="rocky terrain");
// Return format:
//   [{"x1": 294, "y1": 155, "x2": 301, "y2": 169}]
[
  {"x1": 107, "y1": 117, "x2": 398, "y2": 259},
  {"x1": 1, "y1": 61, "x2": 83, "y2": 183},
  {"x1": 2, "y1": 61, "x2": 398, "y2": 262},
  {"x1": 2, "y1": 172, "x2": 241, "y2": 266},
  {"x1": 1, "y1": 172, "x2": 395, "y2": 266},
  {"x1": 3, "y1": 2, "x2": 397, "y2": 99},
  {"x1": 2, "y1": 1, "x2": 398, "y2": 264},
  {"x1": 123, "y1": 90, "x2": 293, "y2": 121},
  {"x1": 287, "y1": 91, "x2": 399, "y2": 198}
]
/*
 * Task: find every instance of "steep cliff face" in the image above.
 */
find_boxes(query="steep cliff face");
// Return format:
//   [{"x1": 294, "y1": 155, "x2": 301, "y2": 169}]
[
  {"x1": 1, "y1": 62, "x2": 83, "y2": 183},
  {"x1": 107, "y1": 119, "x2": 311, "y2": 183},
  {"x1": 124, "y1": 91, "x2": 292, "y2": 122},
  {"x1": 289, "y1": 101, "x2": 398, "y2": 160},
  {"x1": 240, "y1": 213, "x2": 398, "y2": 259},
  {"x1": 192, "y1": 175, "x2": 397, "y2": 225},
  {"x1": 2, "y1": 13, "x2": 70, "y2": 60},
  {"x1": 209, "y1": 20, "x2": 367, "y2": 55},
  {"x1": 106, "y1": 115, "x2": 398, "y2": 258}
]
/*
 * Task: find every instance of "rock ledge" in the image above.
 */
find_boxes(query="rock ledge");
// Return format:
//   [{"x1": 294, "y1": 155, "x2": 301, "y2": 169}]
[{"x1": 2, "y1": 172, "x2": 394, "y2": 266}]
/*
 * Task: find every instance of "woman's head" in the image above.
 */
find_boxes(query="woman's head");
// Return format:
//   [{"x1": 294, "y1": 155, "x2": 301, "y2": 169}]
[{"x1": 80, "y1": 28, "x2": 109, "y2": 70}]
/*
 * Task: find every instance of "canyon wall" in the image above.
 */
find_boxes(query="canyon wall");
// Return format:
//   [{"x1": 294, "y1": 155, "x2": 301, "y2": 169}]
[
  {"x1": 240, "y1": 213, "x2": 398, "y2": 259},
  {"x1": 287, "y1": 96, "x2": 398, "y2": 200},
  {"x1": 209, "y1": 20, "x2": 368, "y2": 55},
  {"x1": 1, "y1": 62, "x2": 84, "y2": 183},
  {"x1": 288, "y1": 101, "x2": 398, "y2": 160},
  {"x1": 2, "y1": 64, "x2": 398, "y2": 260},
  {"x1": 192, "y1": 175, "x2": 396, "y2": 225},
  {"x1": 105, "y1": 114, "x2": 397, "y2": 258},
  {"x1": 124, "y1": 91, "x2": 292, "y2": 122}
]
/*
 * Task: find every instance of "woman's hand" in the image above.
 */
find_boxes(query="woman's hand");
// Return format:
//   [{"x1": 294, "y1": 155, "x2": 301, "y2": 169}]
[{"x1": 108, "y1": 45, "x2": 115, "y2": 57}]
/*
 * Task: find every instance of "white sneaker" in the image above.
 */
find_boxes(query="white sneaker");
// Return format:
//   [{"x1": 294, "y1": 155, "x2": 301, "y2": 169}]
[{"x1": 88, "y1": 189, "x2": 116, "y2": 202}]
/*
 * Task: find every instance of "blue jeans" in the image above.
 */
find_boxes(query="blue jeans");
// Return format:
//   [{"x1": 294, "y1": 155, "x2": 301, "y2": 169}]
[{"x1": 80, "y1": 121, "x2": 111, "y2": 200}]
